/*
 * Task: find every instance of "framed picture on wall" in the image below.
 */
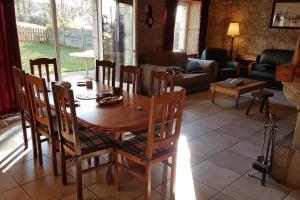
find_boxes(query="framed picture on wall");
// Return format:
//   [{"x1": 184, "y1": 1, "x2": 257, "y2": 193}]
[{"x1": 270, "y1": 0, "x2": 300, "y2": 29}]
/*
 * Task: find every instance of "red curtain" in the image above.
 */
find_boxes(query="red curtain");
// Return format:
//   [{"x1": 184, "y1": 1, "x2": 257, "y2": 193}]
[
  {"x1": 0, "y1": 0, "x2": 22, "y2": 115},
  {"x1": 163, "y1": 0, "x2": 178, "y2": 51}
]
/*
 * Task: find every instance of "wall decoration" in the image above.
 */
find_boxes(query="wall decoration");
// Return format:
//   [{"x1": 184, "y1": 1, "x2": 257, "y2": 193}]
[
  {"x1": 145, "y1": 5, "x2": 153, "y2": 28},
  {"x1": 270, "y1": 0, "x2": 300, "y2": 29}
]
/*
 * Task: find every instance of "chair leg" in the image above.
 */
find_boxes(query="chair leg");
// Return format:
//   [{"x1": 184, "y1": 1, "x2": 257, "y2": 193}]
[
  {"x1": 76, "y1": 158, "x2": 83, "y2": 200},
  {"x1": 87, "y1": 158, "x2": 91, "y2": 165},
  {"x1": 115, "y1": 153, "x2": 120, "y2": 191},
  {"x1": 145, "y1": 164, "x2": 152, "y2": 200},
  {"x1": 94, "y1": 156, "x2": 99, "y2": 166},
  {"x1": 265, "y1": 98, "x2": 270, "y2": 118},
  {"x1": 259, "y1": 98, "x2": 266, "y2": 113},
  {"x1": 170, "y1": 155, "x2": 177, "y2": 196},
  {"x1": 30, "y1": 123, "x2": 37, "y2": 158},
  {"x1": 61, "y1": 145, "x2": 67, "y2": 185},
  {"x1": 36, "y1": 134, "x2": 43, "y2": 165},
  {"x1": 246, "y1": 97, "x2": 256, "y2": 115},
  {"x1": 20, "y1": 112, "x2": 28, "y2": 149},
  {"x1": 50, "y1": 138, "x2": 58, "y2": 176},
  {"x1": 106, "y1": 152, "x2": 113, "y2": 185}
]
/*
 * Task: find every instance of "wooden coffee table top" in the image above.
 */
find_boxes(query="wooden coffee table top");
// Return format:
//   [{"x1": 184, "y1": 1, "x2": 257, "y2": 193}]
[{"x1": 211, "y1": 78, "x2": 266, "y2": 95}]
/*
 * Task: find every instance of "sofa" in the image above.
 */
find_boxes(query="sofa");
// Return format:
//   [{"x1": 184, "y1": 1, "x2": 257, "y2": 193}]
[
  {"x1": 200, "y1": 48, "x2": 239, "y2": 81},
  {"x1": 139, "y1": 51, "x2": 218, "y2": 94},
  {"x1": 248, "y1": 49, "x2": 294, "y2": 88}
]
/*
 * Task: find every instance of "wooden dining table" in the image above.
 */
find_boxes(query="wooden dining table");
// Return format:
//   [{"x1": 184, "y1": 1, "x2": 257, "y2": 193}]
[{"x1": 48, "y1": 80, "x2": 152, "y2": 134}]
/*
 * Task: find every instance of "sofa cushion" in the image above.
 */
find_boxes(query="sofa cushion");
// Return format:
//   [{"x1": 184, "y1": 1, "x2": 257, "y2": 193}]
[
  {"x1": 185, "y1": 60, "x2": 203, "y2": 72},
  {"x1": 251, "y1": 70, "x2": 276, "y2": 81},
  {"x1": 254, "y1": 63, "x2": 275, "y2": 71},
  {"x1": 168, "y1": 51, "x2": 188, "y2": 68}
]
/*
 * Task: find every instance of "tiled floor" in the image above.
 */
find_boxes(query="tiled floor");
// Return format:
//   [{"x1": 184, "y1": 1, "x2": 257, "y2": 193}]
[{"x1": 1, "y1": 88, "x2": 300, "y2": 200}]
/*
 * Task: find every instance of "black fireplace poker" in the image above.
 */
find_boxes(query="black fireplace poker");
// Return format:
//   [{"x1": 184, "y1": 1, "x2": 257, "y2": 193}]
[{"x1": 249, "y1": 113, "x2": 279, "y2": 186}]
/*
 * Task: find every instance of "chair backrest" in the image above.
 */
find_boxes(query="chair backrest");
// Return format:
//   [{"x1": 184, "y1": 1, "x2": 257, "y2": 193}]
[
  {"x1": 12, "y1": 67, "x2": 31, "y2": 117},
  {"x1": 201, "y1": 48, "x2": 228, "y2": 67},
  {"x1": 120, "y1": 65, "x2": 142, "y2": 94},
  {"x1": 52, "y1": 84, "x2": 81, "y2": 154},
  {"x1": 259, "y1": 49, "x2": 294, "y2": 66},
  {"x1": 95, "y1": 60, "x2": 116, "y2": 86},
  {"x1": 149, "y1": 71, "x2": 174, "y2": 96},
  {"x1": 29, "y1": 58, "x2": 59, "y2": 82},
  {"x1": 26, "y1": 74, "x2": 55, "y2": 136},
  {"x1": 146, "y1": 89, "x2": 186, "y2": 160}
]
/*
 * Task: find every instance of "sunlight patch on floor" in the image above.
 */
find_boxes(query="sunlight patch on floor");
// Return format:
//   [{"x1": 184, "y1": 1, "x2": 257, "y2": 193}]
[{"x1": 175, "y1": 136, "x2": 196, "y2": 200}]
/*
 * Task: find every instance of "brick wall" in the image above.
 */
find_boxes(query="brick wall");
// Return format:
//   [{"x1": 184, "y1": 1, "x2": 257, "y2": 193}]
[
  {"x1": 137, "y1": 0, "x2": 166, "y2": 59},
  {"x1": 206, "y1": 0, "x2": 299, "y2": 55}
]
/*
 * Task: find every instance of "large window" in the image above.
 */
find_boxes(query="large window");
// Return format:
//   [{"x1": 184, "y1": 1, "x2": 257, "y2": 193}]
[
  {"x1": 14, "y1": 0, "x2": 136, "y2": 79},
  {"x1": 173, "y1": 1, "x2": 201, "y2": 55}
]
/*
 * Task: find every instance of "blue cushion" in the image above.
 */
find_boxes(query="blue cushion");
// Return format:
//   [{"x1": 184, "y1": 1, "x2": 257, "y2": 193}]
[{"x1": 185, "y1": 60, "x2": 202, "y2": 72}]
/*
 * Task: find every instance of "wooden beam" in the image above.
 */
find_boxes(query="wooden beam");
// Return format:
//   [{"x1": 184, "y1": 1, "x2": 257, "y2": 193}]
[{"x1": 50, "y1": 0, "x2": 62, "y2": 80}]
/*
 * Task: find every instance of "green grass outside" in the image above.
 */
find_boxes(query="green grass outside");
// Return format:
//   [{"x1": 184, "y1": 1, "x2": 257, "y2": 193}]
[{"x1": 20, "y1": 43, "x2": 94, "y2": 73}]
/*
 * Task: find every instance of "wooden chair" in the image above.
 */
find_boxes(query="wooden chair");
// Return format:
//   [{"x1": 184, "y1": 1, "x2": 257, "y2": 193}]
[
  {"x1": 120, "y1": 65, "x2": 142, "y2": 94},
  {"x1": 12, "y1": 67, "x2": 37, "y2": 157},
  {"x1": 115, "y1": 89, "x2": 186, "y2": 200},
  {"x1": 29, "y1": 58, "x2": 59, "y2": 82},
  {"x1": 95, "y1": 60, "x2": 116, "y2": 86},
  {"x1": 26, "y1": 74, "x2": 58, "y2": 176},
  {"x1": 52, "y1": 84, "x2": 115, "y2": 200},
  {"x1": 149, "y1": 70, "x2": 175, "y2": 96}
]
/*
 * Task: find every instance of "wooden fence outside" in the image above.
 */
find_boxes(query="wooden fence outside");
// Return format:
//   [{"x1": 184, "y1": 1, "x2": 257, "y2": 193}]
[
  {"x1": 17, "y1": 25, "x2": 48, "y2": 44},
  {"x1": 17, "y1": 25, "x2": 94, "y2": 50}
]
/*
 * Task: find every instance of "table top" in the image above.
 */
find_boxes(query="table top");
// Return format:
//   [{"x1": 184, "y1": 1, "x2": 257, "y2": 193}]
[
  {"x1": 49, "y1": 81, "x2": 151, "y2": 133},
  {"x1": 69, "y1": 50, "x2": 95, "y2": 59}
]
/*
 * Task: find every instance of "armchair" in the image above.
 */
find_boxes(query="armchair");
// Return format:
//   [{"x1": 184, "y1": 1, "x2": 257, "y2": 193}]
[
  {"x1": 248, "y1": 49, "x2": 294, "y2": 88},
  {"x1": 201, "y1": 48, "x2": 239, "y2": 81}
]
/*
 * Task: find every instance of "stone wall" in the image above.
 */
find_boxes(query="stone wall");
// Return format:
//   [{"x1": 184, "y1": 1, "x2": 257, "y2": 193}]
[
  {"x1": 206, "y1": 0, "x2": 299, "y2": 55},
  {"x1": 137, "y1": 0, "x2": 166, "y2": 59}
]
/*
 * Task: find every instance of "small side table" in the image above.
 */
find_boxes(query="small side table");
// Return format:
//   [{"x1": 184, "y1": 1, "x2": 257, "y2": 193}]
[{"x1": 246, "y1": 90, "x2": 274, "y2": 117}]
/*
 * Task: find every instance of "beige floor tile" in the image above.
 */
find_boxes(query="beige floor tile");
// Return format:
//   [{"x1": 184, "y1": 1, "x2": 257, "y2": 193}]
[
  {"x1": 22, "y1": 174, "x2": 77, "y2": 200},
  {"x1": 229, "y1": 140, "x2": 261, "y2": 160},
  {"x1": 189, "y1": 152, "x2": 205, "y2": 167},
  {"x1": 223, "y1": 176, "x2": 290, "y2": 200},
  {"x1": 0, "y1": 187, "x2": 32, "y2": 200},
  {"x1": 0, "y1": 172, "x2": 18, "y2": 193},
  {"x1": 283, "y1": 195, "x2": 299, "y2": 200},
  {"x1": 208, "y1": 150, "x2": 253, "y2": 175},
  {"x1": 61, "y1": 188, "x2": 101, "y2": 200},
  {"x1": 88, "y1": 177, "x2": 143, "y2": 200},
  {"x1": 181, "y1": 123, "x2": 213, "y2": 138},
  {"x1": 218, "y1": 124, "x2": 257, "y2": 139},
  {"x1": 67, "y1": 159, "x2": 107, "y2": 187},
  {"x1": 188, "y1": 138, "x2": 224, "y2": 159},
  {"x1": 231, "y1": 118, "x2": 264, "y2": 132},
  {"x1": 191, "y1": 161, "x2": 240, "y2": 191},
  {"x1": 289, "y1": 189, "x2": 300, "y2": 199},
  {"x1": 150, "y1": 163, "x2": 171, "y2": 188},
  {"x1": 182, "y1": 111, "x2": 204, "y2": 123},
  {"x1": 8, "y1": 155, "x2": 53, "y2": 185},
  {"x1": 154, "y1": 179, "x2": 217, "y2": 200},
  {"x1": 210, "y1": 192, "x2": 237, "y2": 200},
  {"x1": 198, "y1": 131, "x2": 242, "y2": 148},
  {"x1": 135, "y1": 190, "x2": 169, "y2": 200},
  {"x1": 193, "y1": 118, "x2": 227, "y2": 130}
]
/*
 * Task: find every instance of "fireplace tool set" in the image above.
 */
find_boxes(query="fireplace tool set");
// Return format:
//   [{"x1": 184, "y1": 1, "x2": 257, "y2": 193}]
[{"x1": 249, "y1": 114, "x2": 279, "y2": 186}]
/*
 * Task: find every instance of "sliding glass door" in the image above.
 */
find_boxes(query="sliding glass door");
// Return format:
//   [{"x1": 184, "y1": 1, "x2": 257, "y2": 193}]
[{"x1": 100, "y1": 0, "x2": 136, "y2": 79}]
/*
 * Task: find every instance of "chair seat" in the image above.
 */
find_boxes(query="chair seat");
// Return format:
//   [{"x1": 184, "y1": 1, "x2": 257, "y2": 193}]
[
  {"x1": 66, "y1": 126, "x2": 115, "y2": 155},
  {"x1": 119, "y1": 133, "x2": 172, "y2": 160}
]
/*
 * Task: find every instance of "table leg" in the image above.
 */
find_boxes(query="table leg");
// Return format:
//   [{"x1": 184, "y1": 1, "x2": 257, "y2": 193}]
[
  {"x1": 235, "y1": 95, "x2": 240, "y2": 109},
  {"x1": 85, "y1": 59, "x2": 89, "y2": 77},
  {"x1": 212, "y1": 89, "x2": 216, "y2": 104}
]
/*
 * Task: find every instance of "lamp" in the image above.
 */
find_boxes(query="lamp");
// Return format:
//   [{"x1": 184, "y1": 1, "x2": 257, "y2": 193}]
[{"x1": 227, "y1": 22, "x2": 240, "y2": 60}]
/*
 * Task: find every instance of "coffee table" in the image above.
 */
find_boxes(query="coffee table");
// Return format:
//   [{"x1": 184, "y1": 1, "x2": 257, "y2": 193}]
[{"x1": 210, "y1": 78, "x2": 266, "y2": 109}]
